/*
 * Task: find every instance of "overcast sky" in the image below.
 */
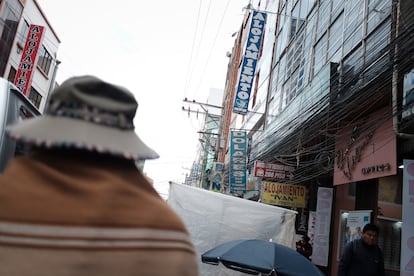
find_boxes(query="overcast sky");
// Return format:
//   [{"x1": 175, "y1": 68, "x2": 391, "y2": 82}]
[{"x1": 36, "y1": 0, "x2": 248, "y2": 197}]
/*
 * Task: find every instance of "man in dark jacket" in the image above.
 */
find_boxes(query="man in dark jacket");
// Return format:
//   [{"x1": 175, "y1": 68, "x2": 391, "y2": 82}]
[{"x1": 338, "y1": 223, "x2": 385, "y2": 276}]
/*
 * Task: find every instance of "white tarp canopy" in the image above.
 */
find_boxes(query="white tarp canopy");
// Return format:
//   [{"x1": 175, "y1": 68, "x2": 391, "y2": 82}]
[{"x1": 168, "y1": 182, "x2": 297, "y2": 276}]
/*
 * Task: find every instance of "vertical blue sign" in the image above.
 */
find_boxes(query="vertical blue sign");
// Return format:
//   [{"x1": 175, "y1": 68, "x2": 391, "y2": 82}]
[
  {"x1": 233, "y1": 11, "x2": 267, "y2": 115},
  {"x1": 229, "y1": 130, "x2": 247, "y2": 194}
]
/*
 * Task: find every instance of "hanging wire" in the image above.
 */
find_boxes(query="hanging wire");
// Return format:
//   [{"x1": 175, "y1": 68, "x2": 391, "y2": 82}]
[{"x1": 243, "y1": 0, "x2": 414, "y2": 184}]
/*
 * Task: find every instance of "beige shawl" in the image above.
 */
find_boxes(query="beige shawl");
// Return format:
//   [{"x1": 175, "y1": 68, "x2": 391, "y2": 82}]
[{"x1": 0, "y1": 152, "x2": 198, "y2": 275}]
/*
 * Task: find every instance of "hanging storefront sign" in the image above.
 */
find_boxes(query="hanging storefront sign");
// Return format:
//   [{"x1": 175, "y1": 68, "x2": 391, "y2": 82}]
[
  {"x1": 233, "y1": 11, "x2": 267, "y2": 115},
  {"x1": 333, "y1": 106, "x2": 397, "y2": 185},
  {"x1": 14, "y1": 25, "x2": 45, "y2": 95},
  {"x1": 229, "y1": 130, "x2": 247, "y2": 194},
  {"x1": 401, "y1": 159, "x2": 414, "y2": 274},
  {"x1": 312, "y1": 187, "x2": 333, "y2": 267},
  {"x1": 210, "y1": 162, "x2": 224, "y2": 192},
  {"x1": 253, "y1": 160, "x2": 294, "y2": 180},
  {"x1": 261, "y1": 181, "x2": 306, "y2": 208}
]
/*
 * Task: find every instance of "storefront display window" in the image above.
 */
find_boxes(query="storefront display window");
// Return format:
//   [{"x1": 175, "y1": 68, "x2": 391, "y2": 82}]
[{"x1": 338, "y1": 211, "x2": 401, "y2": 271}]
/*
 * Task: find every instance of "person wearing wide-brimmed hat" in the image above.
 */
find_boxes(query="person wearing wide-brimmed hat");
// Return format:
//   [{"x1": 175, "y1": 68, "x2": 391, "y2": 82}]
[{"x1": 0, "y1": 76, "x2": 198, "y2": 276}]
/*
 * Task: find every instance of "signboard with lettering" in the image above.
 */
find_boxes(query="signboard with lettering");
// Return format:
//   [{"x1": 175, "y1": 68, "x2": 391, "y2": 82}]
[
  {"x1": 253, "y1": 160, "x2": 294, "y2": 180},
  {"x1": 229, "y1": 130, "x2": 247, "y2": 194},
  {"x1": 233, "y1": 11, "x2": 267, "y2": 115},
  {"x1": 14, "y1": 25, "x2": 45, "y2": 95},
  {"x1": 312, "y1": 187, "x2": 333, "y2": 267},
  {"x1": 210, "y1": 161, "x2": 224, "y2": 192},
  {"x1": 261, "y1": 181, "x2": 306, "y2": 208},
  {"x1": 333, "y1": 106, "x2": 397, "y2": 185}
]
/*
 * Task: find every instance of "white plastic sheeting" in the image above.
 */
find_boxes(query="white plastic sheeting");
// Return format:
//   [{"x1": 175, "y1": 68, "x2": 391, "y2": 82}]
[{"x1": 168, "y1": 183, "x2": 297, "y2": 276}]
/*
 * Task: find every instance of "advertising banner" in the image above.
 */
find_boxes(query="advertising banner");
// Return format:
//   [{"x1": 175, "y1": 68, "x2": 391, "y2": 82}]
[
  {"x1": 229, "y1": 130, "x2": 247, "y2": 194},
  {"x1": 253, "y1": 160, "x2": 294, "y2": 180},
  {"x1": 261, "y1": 181, "x2": 306, "y2": 208},
  {"x1": 344, "y1": 210, "x2": 371, "y2": 246},
  {"x1": 401, "y1": 159, "x2": 414, "y2": 275},
  {"x1": 210, "y1": 162, "x2": 224, "y2": 192},
  {"x1": 14, "y1": 25, "x2": 45, "y2": 95},
  {"x1": 233, "y1": 11, "x2": 267, "y2": 115},
  {"x1": 312, "y1": 187, "x2": 333, "y2": 267}
]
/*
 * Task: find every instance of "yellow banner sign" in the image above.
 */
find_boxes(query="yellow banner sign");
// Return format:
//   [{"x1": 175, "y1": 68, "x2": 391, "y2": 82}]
[{"x1": 261, "y1": 181, "x2": 306, "y2": 208}]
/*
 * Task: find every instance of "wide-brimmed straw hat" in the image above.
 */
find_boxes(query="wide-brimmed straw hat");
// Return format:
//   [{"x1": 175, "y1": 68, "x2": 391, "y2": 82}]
[{"x1": 7, "y1": 75, "x2": 159, "y2": 160}]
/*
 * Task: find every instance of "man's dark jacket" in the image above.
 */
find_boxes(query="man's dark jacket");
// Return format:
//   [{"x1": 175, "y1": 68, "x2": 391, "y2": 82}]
[{"x1": 338, "y1": 238, "x2": 385, "y2": 276}]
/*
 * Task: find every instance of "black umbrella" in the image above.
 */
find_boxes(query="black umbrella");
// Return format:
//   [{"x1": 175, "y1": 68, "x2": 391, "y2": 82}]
[{"x1": 201, "y1": 239, "x2": 323, "y2": 276}]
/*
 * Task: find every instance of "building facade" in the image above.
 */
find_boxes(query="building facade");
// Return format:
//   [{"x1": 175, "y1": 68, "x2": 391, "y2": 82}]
[
  {"x1": 219, "y1": 0, "x2": 414, "y2": 275},
  {"x1": 0, "y1": 0, "x2": 60, "y2": 112}
]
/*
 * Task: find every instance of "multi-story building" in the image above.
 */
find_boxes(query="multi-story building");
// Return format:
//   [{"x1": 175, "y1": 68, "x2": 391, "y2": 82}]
[
  {"x1": 220, "y1": 0, "x2": 414, "y2": 275},
  {"x1": 0, "y1": 0, "x2": 60, "y2": 112}
]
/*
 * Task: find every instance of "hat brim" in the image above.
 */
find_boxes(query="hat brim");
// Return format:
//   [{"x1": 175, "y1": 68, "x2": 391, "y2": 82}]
[{"x1": 7, "y1": 116, "x2": 159, "y2": 160}]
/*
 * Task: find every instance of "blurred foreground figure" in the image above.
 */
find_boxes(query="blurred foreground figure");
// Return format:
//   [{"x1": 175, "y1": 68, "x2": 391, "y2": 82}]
[{"x1": 0, "y1": 76, "x2": 198, "y2": 276}]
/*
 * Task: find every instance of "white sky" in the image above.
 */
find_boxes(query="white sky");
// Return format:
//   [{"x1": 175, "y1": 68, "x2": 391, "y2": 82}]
[{"x1": 36, "y1": 0, "x2": 247, "y2": 197}]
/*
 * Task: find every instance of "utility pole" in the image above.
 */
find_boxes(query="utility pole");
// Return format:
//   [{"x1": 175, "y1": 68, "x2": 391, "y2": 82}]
[{"x1": 183, "y1": 98, "x2": 223, "y2": 189}]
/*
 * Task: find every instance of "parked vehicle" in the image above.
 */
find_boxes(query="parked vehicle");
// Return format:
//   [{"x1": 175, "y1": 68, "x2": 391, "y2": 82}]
[{"x1": 0, "y1": 77, "x2": 40, "y2": 172}]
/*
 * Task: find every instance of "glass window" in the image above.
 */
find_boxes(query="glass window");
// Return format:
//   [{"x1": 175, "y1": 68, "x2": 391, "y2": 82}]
[
  {"x1": 365, "y1": 20, "x2": 391, "y2": 63},
  {"x1": 282, "y1": 78, "x2": 291, "y2": 110},
  {"x1": 299, "y1": 0, "x2": 312, "y2": 25},
  {"x1": 342, "y1": 45, "x2": 363, "y2": 90},
  {"x1": 28, "y1": 87, "x2": 42, "y2": 108},
  {"x1": 363, "y1": 19, "x2": 391, "y2": 81},
  {"x1": 331, "y1": 0, "x2": 344, "y2": 20},
  {"x1": 297, "y1": 62, "x2": 306, "y2": 92},
  {"x1": 343, "y1": 0, "x2": 364, "y2": 55},
  {"x1": 279, "y1": 53, "x2": 287, "y2": 84},
  {"x1": 0, "y1": 0, "x2": 23, "y2": 75},
  {"x1": 37, "y1": 46, "x2": 52, "y2": 75},
  {"x1": 268, "y1": 60, "x2": 281, "y2": 121},
  {"x1": 367, "y1": 0, "x2": 392, "y2": 34},
  {"x1": 268, "y1": 75, "x2": 282, "y2": 122},
  {"x1": 274, "y1": 29, "x2": 283, "y2": 62},
  {"x1": 279, "y1": 3, "x2": 288, "y2": 32},
  {"x1": 294, "y1": 29, "x2": 304, "y2": 67},
  {"x1": 302, "y1": 9, "x2": 316, "y2": 86},
  {"x1": 18, "y1": 20, "x2": 29, "y2": 46},
  {"x1": 290, "y1": 2, "x2": 300, "y2": 39},
  {"x1": 316, "y1": 0, "x2": 330, "y2": 38},
  {"x1": 289, "y1": 67, "x2": 299, "y2": 102},
  {"x1": 279, "y1": 26, "x2": 289, "y2": 59},
  {"x1": 271, "y1": 63, "x2": 280, "y2": 98},
  {"x1": 327, "y1": 12, "x2": 344, "y2": 63},
  {"x1": 7, "y1": 66, "x2": 17, "y2": 83},
  {"x1": 313, "y1": 33, "x2": 327, "y2": 76},
  {"x1": 286, "y1": 45, "x2": 295, "y2": 76}
]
